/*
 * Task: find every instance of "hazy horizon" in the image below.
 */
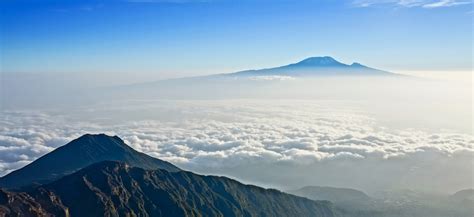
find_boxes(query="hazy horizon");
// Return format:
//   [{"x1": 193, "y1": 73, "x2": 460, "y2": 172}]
[{"x1": 1, "y1": 73, "x2": 472, "y2": 195}]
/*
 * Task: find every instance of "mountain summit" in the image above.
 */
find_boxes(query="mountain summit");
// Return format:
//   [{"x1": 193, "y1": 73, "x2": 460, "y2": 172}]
[
  {"x1": 227, "y1": 56, "x2": 394, "y2": 77},
  {"x1": 0, "y1": 134, "x2": 180, "y2": 189},
  {"x1": 290, "y1": 56, "x2": 346, "y2": 67}
]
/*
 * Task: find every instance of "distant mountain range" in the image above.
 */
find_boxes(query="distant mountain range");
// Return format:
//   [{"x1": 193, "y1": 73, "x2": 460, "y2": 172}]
[
  {"x1": 128, "y1": 56, "x2": 396, "y2": 87},
  {"x1": 0, "y1": 134, "x2": 338, "y2": 217},
  {"x1": 116, "y1": 56, "x2": 398, "y2": 99},
  {"x1": 451, "y1": 189, "x2": 474, "y2": 202},
  {"x1": 2, "y1": 56, "x2": 405, "y2": 109},
  {"x1": 289, "y1": 186, "x2": 371, "y2": 203},
  {"x1": 290, "y1": 186, "x2": 474, "y2": 217},
  {"x1": 223, "y1": 56, "x2": 395, "y2": 78}
]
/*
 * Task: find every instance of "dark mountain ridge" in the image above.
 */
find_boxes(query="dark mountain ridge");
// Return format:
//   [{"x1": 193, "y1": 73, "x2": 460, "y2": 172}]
[
  {"x1": 0, "y1": 134, "x2": 180, "y2": 189},
  {"x1": 1, "y1": 161, "x2": 338, "y2": 217}
]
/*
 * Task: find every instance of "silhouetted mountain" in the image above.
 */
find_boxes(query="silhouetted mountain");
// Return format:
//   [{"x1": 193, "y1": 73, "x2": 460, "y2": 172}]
[
  {"x1": 1, "y1": 161, "x2": 338, "y2": 217},
  {"x1": 110, "y1": 56, "x2": 401, "y2": 101},
  {"x1": 227, "y1": 56, "x2": 394, "y2": 77},
  {"x1": 451, "y1": 189, "x2": 474, "y2": 202},
  {"x1": 289, "y1": 186, "x2": 371, "y2": 203},
  {"x1": 0, "y1": 134, "x2": 180, "y2": 189},
  {"x1": 288, "y1": 186, "x2": 378, "y2": 215},
  {"x1": 288, "y1": 186, "x2": 474, "y2": 217}
]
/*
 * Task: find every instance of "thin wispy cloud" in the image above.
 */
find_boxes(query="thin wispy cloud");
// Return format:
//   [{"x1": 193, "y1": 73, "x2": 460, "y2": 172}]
[
  {"x1": 51, "y1": 4, "x2": 104, "y2": 13},
  {"x1": 422, "y1": 0, "x2": 471, "y2": 8},
  {"x1": 353, "y1": 0, "x2": 472, "y2": 8}
]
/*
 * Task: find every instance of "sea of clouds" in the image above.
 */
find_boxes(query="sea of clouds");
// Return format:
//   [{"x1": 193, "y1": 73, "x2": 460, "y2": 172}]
[{"x1": 1, "y1": 99, "x2": 472, "y2": 193}]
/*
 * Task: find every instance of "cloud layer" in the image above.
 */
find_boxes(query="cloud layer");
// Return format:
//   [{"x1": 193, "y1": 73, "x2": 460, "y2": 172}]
[{"x1": 0, "y1": 100, "x2": 472, "y2": 192}]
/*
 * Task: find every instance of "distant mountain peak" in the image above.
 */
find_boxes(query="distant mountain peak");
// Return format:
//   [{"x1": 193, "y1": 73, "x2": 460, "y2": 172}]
[
  {"x1": 350, "y1": 62, "x2": 364, "y2": 67},
  {"x1": 295, "y1": 56, "x2": 343, "y2": 66},
  {"x1": 227, "y1": 56, "x2": 394, "y2": 77},
  {"x1": 451, "y1": 189, "x2": 474, "y2": 201}
]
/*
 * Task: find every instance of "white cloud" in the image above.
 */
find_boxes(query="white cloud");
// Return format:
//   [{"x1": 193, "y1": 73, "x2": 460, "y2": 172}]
[
  {"x1": 422, "y1": 0, "x2": 471, "y2": 8},
  {"x1": 0, "y1": 100, "x2": 472, "y2": 192},
  {"x1": 353, "y1": 0, "x2": 471, "y2": 8}
]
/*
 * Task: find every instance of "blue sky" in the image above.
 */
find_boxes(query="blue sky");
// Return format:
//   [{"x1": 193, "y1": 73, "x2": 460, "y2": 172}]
[{"x1": 1, "y1": 0, "x2": 472, "y2": 79}]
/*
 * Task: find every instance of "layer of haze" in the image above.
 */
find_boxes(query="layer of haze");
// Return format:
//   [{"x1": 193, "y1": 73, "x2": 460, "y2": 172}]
[{"x1": 0, "y1": 73, "x2": 472, "y2": 195}]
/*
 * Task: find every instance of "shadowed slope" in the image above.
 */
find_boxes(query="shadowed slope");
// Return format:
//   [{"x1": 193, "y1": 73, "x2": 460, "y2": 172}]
[{"x1": 40, "y1": 161, "x2": 337, "y2": 217}]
